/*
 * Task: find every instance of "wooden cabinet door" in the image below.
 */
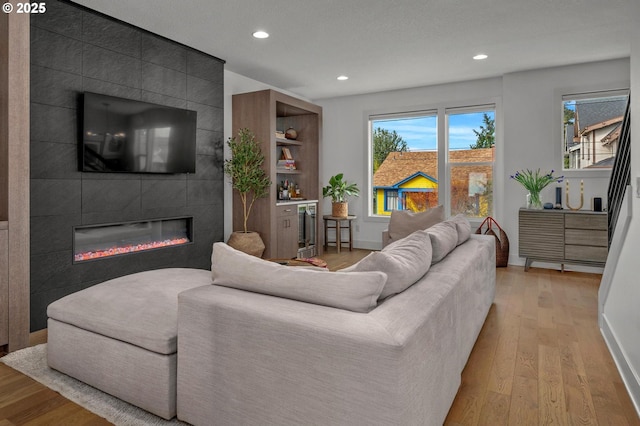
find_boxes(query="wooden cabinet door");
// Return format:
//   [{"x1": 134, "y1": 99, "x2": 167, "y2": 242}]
[
  {"x1": 276, "y1": 206, "x2": 298, "y2": 259},
  {"x1": 0, "y1": 228, "x2": 7, "y2": 346},
  {"x1": 518, "y1": 209, "x2": 564, "y2": 260}
]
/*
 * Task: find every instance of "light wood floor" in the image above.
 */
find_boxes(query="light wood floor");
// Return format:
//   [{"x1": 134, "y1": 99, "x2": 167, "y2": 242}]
[{"x1": 0, "y1": 249, "x2": 638, "y2": 425}]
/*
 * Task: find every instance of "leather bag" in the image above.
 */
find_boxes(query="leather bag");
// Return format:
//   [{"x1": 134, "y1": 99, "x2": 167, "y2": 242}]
[{"x1": 475, "y1": 217, "x2": 509, "y2": 267}]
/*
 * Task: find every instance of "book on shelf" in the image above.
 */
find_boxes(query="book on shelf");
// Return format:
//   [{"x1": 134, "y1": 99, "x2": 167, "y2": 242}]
[
  {"x1": 275, "y1": 131, "x2": 286, "y2": 139},
  {"x1": 281, "y1": 147, "x2": 293, "y2": 160},
  {"x1": 277, "y1": 159, "x2": 296, "y2": 170}
]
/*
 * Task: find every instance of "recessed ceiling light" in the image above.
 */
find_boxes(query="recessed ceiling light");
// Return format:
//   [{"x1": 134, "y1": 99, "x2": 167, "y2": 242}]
[
  {"x1": 473, "y1": 54, "x2": 488, "y2": 60},
  {"x1": 337, "y1": 75, "x2": 349, "y2": 81},
  {"x1": 253, "y1": 31, "x2": 269, "y2": 39}
]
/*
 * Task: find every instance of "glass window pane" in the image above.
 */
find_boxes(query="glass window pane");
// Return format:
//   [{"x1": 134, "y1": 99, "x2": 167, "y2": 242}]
[
  {"x1": 447, "y1": 110, "x2": 495, "y2": 218},
  {"x1": 450, "y1": 165, "x2": 493, "y2": 218},
  {"x1": 371, "y1": 114, "x2": 437, "y2": 216},
  {"x1": 562, "y1": 93, "x2": 628, "y2": 170}
]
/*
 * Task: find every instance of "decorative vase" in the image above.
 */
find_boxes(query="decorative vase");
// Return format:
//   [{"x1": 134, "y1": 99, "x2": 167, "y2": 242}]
[
  {"x1": 332, "y1": 201, "x2": 348, "y2": 218},
  {"x1": 285, "y1": 127, "x2": 297, "y2": 140},
  {"x1": 227, "y1": 231, "x2": 265, "y2": 258},
  {"x1": 527, "y1": 191, "x2": 543, "y2": 209}
]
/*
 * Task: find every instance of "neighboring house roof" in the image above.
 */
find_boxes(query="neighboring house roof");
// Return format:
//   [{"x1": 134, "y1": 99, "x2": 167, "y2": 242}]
[
  {"x1": 587, "y1": 156, "x2": 616, "y2": 168},
  {"x1": 601, "y1": 123, "x2": 622, "y2": 146},
  {"x1": 375, "y1": 171, "x2": 438, "y2": 189},
  {"x1": 574, "y1": 98, "x2": 626, "y2": 135},
  {"x1": 373, "y1": 148, "x2": 494, "y2": 188},
  {"x1": 373, "y1": 151, "x2": 437, "y2": 188}
]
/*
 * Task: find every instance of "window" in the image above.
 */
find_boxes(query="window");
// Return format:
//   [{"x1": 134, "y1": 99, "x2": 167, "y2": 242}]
[
  {"x1": 369, "y1": 104, "x2": 495, "y2": 219},
  {"x1": 370, "y1": 112, "x2": 438, "y2": 216},
  {"x1": 447, "y1": 108, "x2": 494, "y2": 217},
  {"x1": 384, "y1": 190, "x2": 399, "y2": 211},
  {"x1": 562, "y1": 90, "x2": 629, "y2": 170}
]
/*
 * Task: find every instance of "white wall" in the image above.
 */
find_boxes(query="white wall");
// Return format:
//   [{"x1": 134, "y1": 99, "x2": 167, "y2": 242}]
[
  {"x1": 316, "y1": 58, "x2": 629, "y2": 258},
  {"x1": 502, "y1": 59, "x2": 629, "y2": 269},
  {"x1": 600, "y1": 0, "x2": 640, "y2": 414},
  {"x1": 316, "y1": 78, "x2": 504, "y2": 249}
]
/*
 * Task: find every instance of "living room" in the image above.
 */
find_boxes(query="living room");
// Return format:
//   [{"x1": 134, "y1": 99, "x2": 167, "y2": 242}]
[{"x1": 1, "y1": 0, "x2": 639, "y2": 424}]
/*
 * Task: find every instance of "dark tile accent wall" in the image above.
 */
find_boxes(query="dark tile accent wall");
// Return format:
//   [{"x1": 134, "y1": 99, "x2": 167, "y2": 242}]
[{"x1": 29, "y1": 0, "x2": 225, "y2": 331}]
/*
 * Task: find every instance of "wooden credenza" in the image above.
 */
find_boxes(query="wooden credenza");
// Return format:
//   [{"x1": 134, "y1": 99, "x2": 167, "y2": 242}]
[{"x1": 519, "y1": 208, "x2": 608, "y2": 271}]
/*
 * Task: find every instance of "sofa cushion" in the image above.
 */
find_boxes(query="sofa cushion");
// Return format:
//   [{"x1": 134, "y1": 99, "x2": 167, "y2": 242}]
[
  {"x1": 448, "y1": 214, "x2": 471, "y2": 246},
  {"x1": 427, "y1": 221, "x2": 459, "y2": 263},
  {"x1": 211, "y1": 243, "x2": 386, "y2": 313},
  {"x1": 341, "y1": 229, "x2": 432, "y2": 299},
  {"x1": 47, "y1": 268, "x2": 212, "y2": 355},
  {"x1": 387, "y1": 205, "x2": 444, "y2": 242}
]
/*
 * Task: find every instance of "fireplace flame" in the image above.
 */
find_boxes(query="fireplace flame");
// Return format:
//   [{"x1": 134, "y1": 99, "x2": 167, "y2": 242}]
[{"x1": 74, "y1": 237, "x2": 190, "y2": 262}]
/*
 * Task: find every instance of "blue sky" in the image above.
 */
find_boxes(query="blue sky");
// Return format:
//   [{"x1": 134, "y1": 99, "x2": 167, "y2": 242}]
[{"x1": 372, "y1": 111, "x2": 495, "y2": 151}]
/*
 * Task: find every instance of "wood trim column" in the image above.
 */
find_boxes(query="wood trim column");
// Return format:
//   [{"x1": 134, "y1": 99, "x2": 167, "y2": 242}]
[{"x1": 1, "y1": 5, "x2": 30, "y2": 351}]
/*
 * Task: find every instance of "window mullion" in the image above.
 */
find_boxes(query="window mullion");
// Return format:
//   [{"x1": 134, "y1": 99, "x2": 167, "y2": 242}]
[{"x1": 438, "y1": 107, "x2": 448, "y2": 217}]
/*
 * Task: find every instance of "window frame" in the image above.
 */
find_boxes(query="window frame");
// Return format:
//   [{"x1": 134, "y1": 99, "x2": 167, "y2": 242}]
[
  {"x1": 560, "y1": 88, "x2": 629, "y2": 172},
  {"x1": 445, "y1": 105, "x2": 496, "y2": 218},
  {"x1": 554, "y1": 84, "x2": 629, "y2": 178},
  {"x1": 366, "y1": 100, "x2": 499, "y2": 221}
]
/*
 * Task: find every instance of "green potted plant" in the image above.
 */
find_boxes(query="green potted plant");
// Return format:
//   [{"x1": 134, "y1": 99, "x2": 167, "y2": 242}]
[
  {"x1": 322, "y1": 173, "x2": 360, "y2": 218},
  {"x1": 224, "y1": 128, "x2": 271, "y2": 257}
]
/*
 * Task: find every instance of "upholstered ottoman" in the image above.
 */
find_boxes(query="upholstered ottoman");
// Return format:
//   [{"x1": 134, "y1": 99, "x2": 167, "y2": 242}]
[{"x1": 47, "y1": 268, "x2": 211, "y2": 419}]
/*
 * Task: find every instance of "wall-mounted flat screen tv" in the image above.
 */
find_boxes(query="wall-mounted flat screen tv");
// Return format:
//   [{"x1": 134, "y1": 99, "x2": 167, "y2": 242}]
[{"x1": 81, "y1": 92, "x2": 197, "y2": 174}]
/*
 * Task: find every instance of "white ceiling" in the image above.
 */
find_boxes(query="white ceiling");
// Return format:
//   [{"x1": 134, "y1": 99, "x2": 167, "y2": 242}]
[{"x1": 73, "y1": 0, "x2": 632, "y2": 101}]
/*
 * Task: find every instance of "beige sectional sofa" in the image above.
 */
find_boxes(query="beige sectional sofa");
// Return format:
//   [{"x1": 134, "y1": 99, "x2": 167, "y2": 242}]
[
  {"x1": 47, "y1": 214, "x2": 495, "y2": 425},
  {"x1": 178, "y1": 218, "x2": 495, "y2": 425}
]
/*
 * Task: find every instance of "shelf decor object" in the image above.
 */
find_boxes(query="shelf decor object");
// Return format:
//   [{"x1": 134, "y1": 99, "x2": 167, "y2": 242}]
[
  {"x1": 510, "y1": 168, "x2": 564, "y2": 209},
  {"x1": 322, "y1": 173, "x2": 360, "y2": 218},
  {"x1": 565, "y1": 179, "x2": 584, "y2": 211}
]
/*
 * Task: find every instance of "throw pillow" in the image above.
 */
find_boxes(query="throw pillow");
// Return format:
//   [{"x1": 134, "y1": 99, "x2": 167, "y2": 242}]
[
  {"x1": 387, "y1": 205, "x2": 444, "y2": 242},
  {"x1": 448, "y1": 214, "x2": 471, "y2": 246},
  {"x1": 211, "y1": 243, "x2": 387, "y2": 313},
  {"x1": 341, "y1": 229, "x2": 433, "y2": 299},
  {"x1": 427, "y1": 221, "x2": 458, "y2": 263}
]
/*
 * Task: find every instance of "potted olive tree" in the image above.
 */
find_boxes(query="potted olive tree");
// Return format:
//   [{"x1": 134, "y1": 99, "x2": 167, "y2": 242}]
[
  {"x1": 322, "y1": 173, "x2": 360, "y2": 218},
  {"x1": 224, "y1": 128, "x2": 271, "y2": 257}
]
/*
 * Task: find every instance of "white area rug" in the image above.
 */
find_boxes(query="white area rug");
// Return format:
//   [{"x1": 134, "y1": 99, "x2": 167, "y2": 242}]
[{"x1": 0, "y1": 344, "x2": 187, "y2": 426}]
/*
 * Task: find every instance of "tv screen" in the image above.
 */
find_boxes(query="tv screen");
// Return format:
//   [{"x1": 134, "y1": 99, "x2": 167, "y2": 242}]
[{"x1": 81, "y1": 92, "x2": 197, "y2": 174}]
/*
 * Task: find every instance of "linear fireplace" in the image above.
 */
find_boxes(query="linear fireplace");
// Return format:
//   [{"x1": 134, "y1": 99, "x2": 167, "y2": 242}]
[{"x1": 74, "y1": 217, "x2": 193, "y2": 262}]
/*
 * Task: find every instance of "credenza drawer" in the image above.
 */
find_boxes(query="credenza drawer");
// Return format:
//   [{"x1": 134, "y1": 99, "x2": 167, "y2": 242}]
[
  {"x1": 564, "y1": 229, "x2": 608, "y2": 247},
  {"x1": 565, "y1": 213, "x2": 607, "y2": 230},
  {"x1": 565, "y1": 244, "x2": 608, "y2": 262}
]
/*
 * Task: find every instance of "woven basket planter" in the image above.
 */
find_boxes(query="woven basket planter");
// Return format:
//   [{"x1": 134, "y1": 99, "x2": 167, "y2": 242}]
[
  {"x1": 227, "y1": 231, "x2": 265, "y2": 258},
  {"x1": 332, "y1": 202, "x2": 348, "y2": 218}
]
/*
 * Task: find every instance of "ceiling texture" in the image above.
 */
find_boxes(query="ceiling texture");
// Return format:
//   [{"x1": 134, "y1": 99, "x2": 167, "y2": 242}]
[{"x1": 73, "y1": 0, "x2": 633, "y2": 100}]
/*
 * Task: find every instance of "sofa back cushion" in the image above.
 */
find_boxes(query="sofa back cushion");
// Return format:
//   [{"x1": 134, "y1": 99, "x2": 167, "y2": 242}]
[
  {"x1": 449, "y1": 214, "x2": 471, "y2": 246},
  {"x1": 387, "y1": 205, "x2": 444, "y2": 243},
  {"x1": 427, "y1": 221, "x2": 459, "y2": 263},
  {"x1": 211, "y1": 243, "x2": 386, "y2": 313},
  {"x1": 341, "y1": 229, "x2": 433, "y2": 299}
]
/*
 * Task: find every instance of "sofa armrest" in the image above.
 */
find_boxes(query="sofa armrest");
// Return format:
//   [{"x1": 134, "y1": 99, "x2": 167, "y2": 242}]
[{"x1": 382, "y1": 229, "x2": 392, "y2": 248}]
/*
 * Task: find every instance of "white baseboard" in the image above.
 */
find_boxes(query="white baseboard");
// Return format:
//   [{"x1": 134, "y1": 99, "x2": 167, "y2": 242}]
[
  {"x1": 507, "y1": 253, "x2": 604, "y2": 274},
  {"x1": 601, "y1": 314, "x2": 640, "y2": 418},
  {"x1": 352, "y1": 239, "x2": 382, "y2": 251}
]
